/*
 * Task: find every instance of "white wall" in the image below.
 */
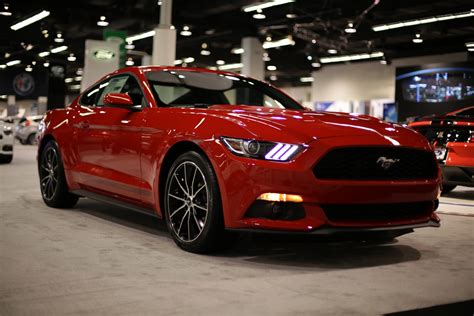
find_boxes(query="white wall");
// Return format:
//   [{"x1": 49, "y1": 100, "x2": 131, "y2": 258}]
[{"x1": 311, "y1": 52, "x2": 468, "y2": 102}]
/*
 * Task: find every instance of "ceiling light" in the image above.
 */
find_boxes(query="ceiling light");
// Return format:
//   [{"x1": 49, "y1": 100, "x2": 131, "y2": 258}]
[
  {"x1": 67, "y1": 53, "x2": 76, "y2": 62},
  {"x1": 307, "y1": 55, "x2": 313, "y2": 61},
  {"x1": 125, "y1": 57, "x2": 134, "y2": 66},
  {"x1": 327, "y1": 49, "x2": 338, "y2": 54},
  {"x1": 231, "y1": 48, "x2": 244, "y2": 54},
  {"x1": 218, "y1": 63, "x2": 243, "y2": 71},
  {"x1": 174, "y1": 59, "x2": 183, "y2": 65},
  {"x1": 311, "y1": 62, "x2": 321, "y2": 68},
  {"x1": 65, "y1": 77, "x2": 73, "y2": 83},
  {"x1": 270, "y1": 75, "x2": 278, "y2": 81},
  {"x1": 6, "y1": 60, "x2": 20, "y2": 66},
  {"x1": 11, "y1": 10, "x2": 50, "y2": 31},
  {"x1": 43, "y1": 61, "x2": 50, "y2": 67},
  {"x1": 126, "y1": 30, "x2": 155, "y2": 42},
  {"x1": 55, "y1": 32, "x2": 64, "y2": 43},
  {"x1": 253, "y1": 9, "x2": 266, "y2": 19},
  {"x1": 125, "y1": 41, "x2": 135, "y2": 50},
  {"x1": 345, "y1": 22, "x2": 357, "y2": 33},
  {"x1": 286, "y1": 13, "x2": 297, "y2": 19},
  {"x1": 216, "y1": 60, "x2": 225, "y2": 65},
  {"x1": 465, "y1": 42, "x2": 474, "y2": 48},
  {"x1": 200, "y1": 49, "x2": 211, "y2": 56},
  {"x1": 267, "y1": 65, "x2": 277, "y2": 71},
  {"x1": 0, "y1": 64, "x2": 6, "y2": 69},
  {"x1": 263, "y1": 52, "x2": 271, "y2": 61},
  {"x1": 51, "y1": 46, "x2": 68, "y2": 53},
  {"x1": 76, "y1": 68, "x2": 83, "y2": 75},
  {"x1": 4, "y1": 52, "x2": 10, "y2": 58},
  {"x1": 74, "y1": 76, "x2": 82, "y2": 81},
  {"x1": 265, "y1": 35, "x2": 272, "y2": 42},
  {"x1": 69, "y1": 84, "x2": 81, "y2": 90},
  {"x1": 468, "y1": 48, "x2": 474, "y2": 52},
  {"x1": 412, "y1": 33, "x2": 423, "y2": 43},
  {"x1": 157, "y1": 0, "x2": 163, "y2": 5},
  {"x1": 183, "y1": 57, "x2": 195, "y2": 63},
  {"x1": 311, "y1": 39, "x2": 317, "y2": 44},
  {"x1": 320, "y1": 51, "x2": 384, "y2": 64},
  {"x1": 300, "y1": 76, "x2": 314, "y2": 83},
  {"x1": 97, "y1": 16, "x2": 109, "y2": 27},
  {"x1": 25, "y1": 65, "x2": 33, "y2": 72},
  {"x1": 31, "y1": 61, "x2": 36, "y2": 65},
  {"x1": 0, "y1": 3, "x2": 12, "y2": 16},
  {"x1": 380, "y1": 59, "x2": 388, "y2": 64},
  {"x1": 38, "y1": 51, "x2": 50, "y2": 57},
  {"x1": 243, "y1": 0, "x2": 295, "y2": 12},
  {"x1": 263, "y1": 36, "x2": 295, "y2": 49},
  {"x1": 180, "y1": 25, "x2": 192, "y2": 36},
  {"x1": 372, "y1": 10, "x2": 474, "y2": 32}
]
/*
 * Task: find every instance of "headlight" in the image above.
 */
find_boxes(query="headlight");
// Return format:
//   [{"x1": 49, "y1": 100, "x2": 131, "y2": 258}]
[
  {"x1": 221, "y1": 137, "x2": 302, "y2": 161},
  {"x1": 38, "y1": 119, "x2": 46, "y2": 134}
]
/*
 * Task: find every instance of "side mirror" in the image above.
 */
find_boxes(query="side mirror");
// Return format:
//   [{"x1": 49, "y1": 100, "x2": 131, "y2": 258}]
[{"x1": 103, "y1": 93, "x2": 138, "y2": 110}]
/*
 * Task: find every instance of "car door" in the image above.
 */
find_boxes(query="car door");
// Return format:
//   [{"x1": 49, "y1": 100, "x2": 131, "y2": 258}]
[{"x1": 73, "y1": 74, "x2": 147, "y2": 204}]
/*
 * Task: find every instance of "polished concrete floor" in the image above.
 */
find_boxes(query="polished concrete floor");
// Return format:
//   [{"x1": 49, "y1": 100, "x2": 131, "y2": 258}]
[{"x1": 1, "y1": 145, "x2": 473, "y2": 315}]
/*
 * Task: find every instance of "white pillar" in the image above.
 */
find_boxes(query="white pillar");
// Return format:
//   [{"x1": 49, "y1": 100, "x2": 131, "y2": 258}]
[
  {"x1": 142, "y1": 54, "x2": 152, "y2": 66},
  {"x1": 241, "y1": 37, "x2": 264, "y2": 80},
  {"x1": 152, "y1": 0, "x2": 176, "y2": 66}
]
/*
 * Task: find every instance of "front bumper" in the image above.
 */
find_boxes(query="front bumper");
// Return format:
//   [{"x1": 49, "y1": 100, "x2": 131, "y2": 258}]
[{"x1": 206, "y1": 136, "x2": 442, "y2": 233}]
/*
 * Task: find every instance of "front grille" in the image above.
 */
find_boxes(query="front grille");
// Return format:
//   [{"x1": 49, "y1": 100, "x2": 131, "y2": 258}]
[
  {"x1": 314, "y1": 147, "x2": 438, "y2": 180},
  {"x1": 413, "y1": 126, "x2": 473, "y2": 145},
  {"x1": 322, "y1": 201, "x2": 434, "y2": 223}
]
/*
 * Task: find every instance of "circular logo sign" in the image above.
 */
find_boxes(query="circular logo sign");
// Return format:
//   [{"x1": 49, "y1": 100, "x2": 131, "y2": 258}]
[{"x1": 13, "y1": 73, "x2": 35, "y2": 96}]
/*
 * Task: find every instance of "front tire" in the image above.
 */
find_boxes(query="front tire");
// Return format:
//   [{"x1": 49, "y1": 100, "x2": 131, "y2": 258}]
[
  {"x1": 39, "y1": 141, "x2": 79, "y2": 208},
  {"x1": 164, "y1": 151, "x2": 227, "y2": 253},
  {"x1": 441, "y1": 184, "x2": 456, "y2": 194},
  {"x1": 27, "y1": 133, "x2": 37, "y2": 145},
  {"x1": 0, "y1": 154, "x2": 13, "y2": 164}
]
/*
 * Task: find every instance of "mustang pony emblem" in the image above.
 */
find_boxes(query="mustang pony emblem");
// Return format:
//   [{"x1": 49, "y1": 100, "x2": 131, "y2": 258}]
[{"x1": 376, "y1": 156, "x2": 400, "y2": 170}]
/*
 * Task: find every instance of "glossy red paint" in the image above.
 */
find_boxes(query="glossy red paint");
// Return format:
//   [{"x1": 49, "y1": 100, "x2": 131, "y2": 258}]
[
  {"x1": 409, "y1": 106, "x2": 474, "y2": 188},
  {"x1": 38, "y1": 66, "x2": 442, "y2": 233},
  {"x1": 103, "y1": 93, "x2": 134, "y2": 106}
]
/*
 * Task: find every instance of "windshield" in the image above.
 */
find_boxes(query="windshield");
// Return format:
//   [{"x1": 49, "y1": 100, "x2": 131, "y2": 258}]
[{"x1": 145, "y1": 70, "x2": 303, "y2": 110}]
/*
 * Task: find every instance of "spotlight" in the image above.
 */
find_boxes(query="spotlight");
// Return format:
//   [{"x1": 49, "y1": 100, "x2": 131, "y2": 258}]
[
  {"x1": 267, "y1": 65, "x2": 277, "y2": 71},
  {"x1": 180, "y1": 25, "x2": 192, "y2": 36},
  {"x1": 412, "y1": 33, "x2": 423, "y2": 43},
  {"x1": 97, "y1": 16, "x2": 109, "y2": 27},
  {"x1": 253, "y1": 9, "x2": 266, "y2": 19},
  {"x1": 67, "y1": 53, "x2": 76, "y2": 62},
  {"x1": 345, "y1": 22, "x2": 357, "y2": 33},
  {"x1": 54, "y1": 32, "x2": 64, "y2": 43},
  {"x1": 0, "y1": 3, "x2": 12, "y2": 16},
  {"x1": 125, "y1": 57, "x2": 134, "y2": 66},
  {"x1": 327, "y1": 49, "x2": 338, "y2": 54},
  {"x1": 125, "y1": 41, "x2": 135, "y2": 50},
  {"x1": 216, "y1": 60, "x2": 225, "y2": 65}
]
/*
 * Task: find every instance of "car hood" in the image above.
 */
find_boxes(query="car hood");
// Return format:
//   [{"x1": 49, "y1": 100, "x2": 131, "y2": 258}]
[{"x1": 202, "y1": 105, "x2": 425, "y2": 146}]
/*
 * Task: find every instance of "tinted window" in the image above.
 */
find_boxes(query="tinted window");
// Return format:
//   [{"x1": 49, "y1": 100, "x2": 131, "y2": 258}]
[
  {"x1": 80, "y1": 82, "x2": 104, "y2": 106},
  {"x1": 145, "y1": 70, "x2": 303, "y2": 110},
  {"x1": 456, "y1": 108, "x2": 474, "y2": 117}
]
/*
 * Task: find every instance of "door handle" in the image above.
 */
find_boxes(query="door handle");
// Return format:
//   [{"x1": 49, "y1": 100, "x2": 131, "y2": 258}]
[{"x1": 79, "y1": 121, "x2": 90, "y2": 129}]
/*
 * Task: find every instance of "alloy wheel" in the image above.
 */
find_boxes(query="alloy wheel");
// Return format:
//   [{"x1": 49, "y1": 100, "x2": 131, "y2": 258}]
[
  {"x1": 40, "y1": 146, "x2": 59, "y2": 201},
  {"x1": 167, "y1": 161, "x2": 209, "y2": 242}
]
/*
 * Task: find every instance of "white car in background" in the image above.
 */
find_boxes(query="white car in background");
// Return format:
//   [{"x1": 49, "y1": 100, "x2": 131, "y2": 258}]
[
  {"x1": 16, "y1": 115, "x2": 43, "y2": 145},
  {"x1": 0, "y1": 119, "x2": 14, "y2": 163}
]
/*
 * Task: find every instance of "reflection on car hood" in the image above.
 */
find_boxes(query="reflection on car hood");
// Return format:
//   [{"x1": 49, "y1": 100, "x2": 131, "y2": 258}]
[{"x1": 204, "y1": 105, "x2": 425, "y2": 145}]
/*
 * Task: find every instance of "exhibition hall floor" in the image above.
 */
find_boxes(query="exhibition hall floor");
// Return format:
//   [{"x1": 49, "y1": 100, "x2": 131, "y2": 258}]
[{"x1": 1, "y1": 145, "x2": 473, "y2": 315}]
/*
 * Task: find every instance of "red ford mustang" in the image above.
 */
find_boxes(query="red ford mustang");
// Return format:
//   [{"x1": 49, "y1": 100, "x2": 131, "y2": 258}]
[
  {"x1": 409, "y1": 106, "x2": 474, "y2": 193},
  {"x1": 37, "y1": 66, "x2": 441, "y2": 253}
]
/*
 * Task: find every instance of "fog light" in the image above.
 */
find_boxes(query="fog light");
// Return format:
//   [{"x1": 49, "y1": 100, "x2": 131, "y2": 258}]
[{"x1": 257, "y1": 193, "x2": 303, "y2": 203}]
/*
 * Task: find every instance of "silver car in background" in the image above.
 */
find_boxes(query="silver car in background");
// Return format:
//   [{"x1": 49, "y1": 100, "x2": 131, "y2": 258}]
[{"x1": 16, "y1": 115, "x2": 43, "y2": 145}]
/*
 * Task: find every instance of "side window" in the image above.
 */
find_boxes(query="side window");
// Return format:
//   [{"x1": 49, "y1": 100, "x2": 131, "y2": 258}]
[
  {"x1": 80, "y1": 83, "x2": 102, "y2": 106},
  {"x1": 97, "y1": 75, "x2": 146, "y2": 107}
]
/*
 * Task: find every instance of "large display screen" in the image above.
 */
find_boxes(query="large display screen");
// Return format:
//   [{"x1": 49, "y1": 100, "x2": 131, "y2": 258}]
[{"x1": 395, "y1": 62, "x2": 474, "y2": 121}]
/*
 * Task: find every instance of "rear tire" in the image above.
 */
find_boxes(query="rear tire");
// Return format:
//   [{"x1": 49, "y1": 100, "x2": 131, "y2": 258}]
[
  {"x1": 0, "y1": 154, "x2": 13, "y2": 164},
  {"x1": 39, "y1": 141, "x2": 79, "y2": 208},
  {"x1": 441, "y1": 184, "x2": 456, "y2": 194},
  {"x1": 27, "y1": 133, "x2": 37, "y2": 145},
  {"x1": 164, "y1": 151, "x2": 230, "y2": 253}
]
